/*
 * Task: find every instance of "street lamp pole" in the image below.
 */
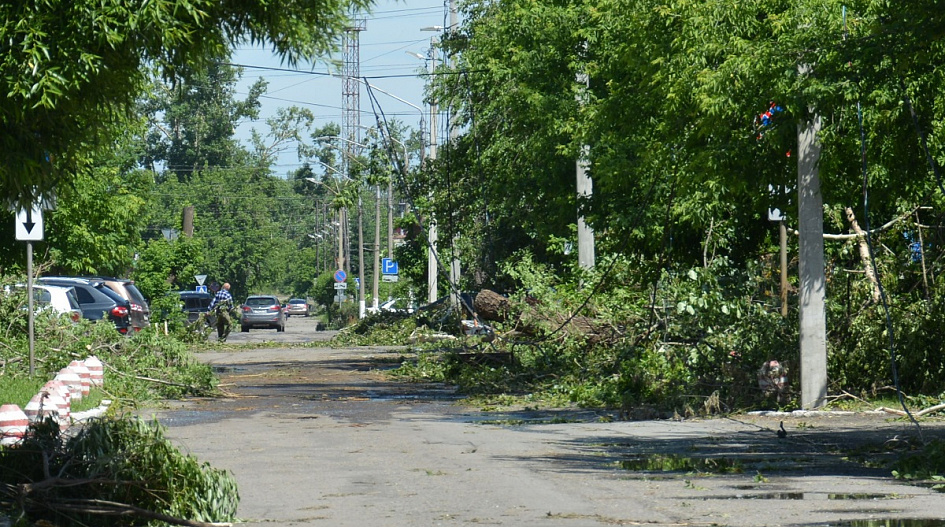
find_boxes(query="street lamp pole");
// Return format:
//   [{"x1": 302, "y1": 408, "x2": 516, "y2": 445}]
[{"x1": 306, "y1": 165, "x2": 346, "y2": 276}]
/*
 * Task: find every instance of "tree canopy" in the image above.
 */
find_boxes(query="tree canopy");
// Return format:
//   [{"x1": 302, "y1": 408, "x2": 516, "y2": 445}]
[
  {"x1": 430, "y1": 0, "x2": 945, "y2": 278},
  {"x1": 0, "y1": 0, "x2": 372, "y2": 208}
]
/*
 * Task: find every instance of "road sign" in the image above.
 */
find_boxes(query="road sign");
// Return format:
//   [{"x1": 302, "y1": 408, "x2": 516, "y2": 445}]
[
  {"x1": 334, "y1": 282, "x2": 347, "y2": 290},
  {"x1": 381, "y1": 258, "x2": 399, "y2": 275},
  {"x1": 334, "y1": 269, "x2": 347, "y2": 283},
  {"x1": 195, "y1": 274, "x2": 207, "y2": 286},
  {"x1": 15, "y1": 205, "x2": 43, "y2": 241},
  {"x1": 196, "y1": 285, "x2": 208, "y2": 294},
  {"x1": 354, "y1": 277, "x2": 359, "y2": 287},
  {"x1": 382, "y1": 275, "x2": 399, "y2": 282}
]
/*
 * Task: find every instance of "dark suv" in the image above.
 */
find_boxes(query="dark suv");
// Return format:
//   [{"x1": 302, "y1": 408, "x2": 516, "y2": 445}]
[
  {"x1": 37, "y1": 276, "x2": 133, "y2": 334},
  {"x1": 179, "y1": 290, "x2": 214, "y2": 324},
  {"x1": 94, "y1": 277, "x2": 151, "y2": 331}
]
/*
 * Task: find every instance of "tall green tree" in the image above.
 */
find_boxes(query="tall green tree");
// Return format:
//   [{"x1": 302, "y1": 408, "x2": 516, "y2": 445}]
[{"x1": 0, "y1": 0, "x2": 372, "y2": 208}]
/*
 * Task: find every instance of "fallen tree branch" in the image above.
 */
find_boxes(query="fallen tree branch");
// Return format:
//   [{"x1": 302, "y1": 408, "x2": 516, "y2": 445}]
[
  {"x1": 44, "y1": 497, "x2": 232, "y2": 527},
  {"x1": 4, "y1": 479, "x2": 233, "y2": 527},
  {"x1": 875, "y1": 403, "x2": 945, "y2": 417},
  {"x1": 102, "y1": 360, "x2": 197, "y2": 389},
  {"x1": 787, "y1": 205, "x2": 921, "y2": 240}
]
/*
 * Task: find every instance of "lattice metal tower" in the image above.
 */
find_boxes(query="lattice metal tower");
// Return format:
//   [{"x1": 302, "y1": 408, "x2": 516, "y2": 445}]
[{"x1": 342, "y1": 18, "x2": 366, "y2": 173}]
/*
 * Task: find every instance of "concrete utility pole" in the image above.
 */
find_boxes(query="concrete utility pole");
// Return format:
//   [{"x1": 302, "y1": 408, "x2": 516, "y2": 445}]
[
  {"x1": 797, "y1": 94, "x2": 827, "y2": 409},
  {"x1": 373, "y1": 183, "x2": 381, "y2": 311},
  {"x1": 576, "y1": 44, "x2": 595, "y2": 270},
  {"x1": 447, "y1": 2, "x2": 461, "y2": 310},
  {"x1": 426, "y1": 37, "x2": 439, "y2": 304}
]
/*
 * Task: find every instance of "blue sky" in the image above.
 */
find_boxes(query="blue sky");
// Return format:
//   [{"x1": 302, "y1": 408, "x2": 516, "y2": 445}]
[{"x1": 230, "y1": 0, "x2": 451, "y2": 175}]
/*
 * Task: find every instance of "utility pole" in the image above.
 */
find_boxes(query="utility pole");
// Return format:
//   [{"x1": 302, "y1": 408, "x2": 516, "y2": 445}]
[
  {"x1": 343, "y1": 16, "x2": 366, "y2": 317},
  {"x1": 576, "y1": 43, "x2": 595, "y2": 270},
  {"x1": 797, "y1": 70, "x2": 827, "y2": 409},
  {"x1": 447, "y1": 0, "x2": 461, "y2": 310},
  {"x1": 373, "y1": 182, "x2": 380, "y2": 311},
  {"x1": 426, "y1": 38, "x2": 439, "y2": 304}
]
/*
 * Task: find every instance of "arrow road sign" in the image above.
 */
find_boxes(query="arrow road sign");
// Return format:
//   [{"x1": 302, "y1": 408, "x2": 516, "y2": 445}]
[{"x1": 15, "y1": 205, "x2": 43, "y2": 241}]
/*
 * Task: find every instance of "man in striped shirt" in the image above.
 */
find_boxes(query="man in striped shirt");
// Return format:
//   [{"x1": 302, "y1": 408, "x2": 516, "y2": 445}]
[{"x1": 208, "y1": 283, "x2": 234, "y2": 341}]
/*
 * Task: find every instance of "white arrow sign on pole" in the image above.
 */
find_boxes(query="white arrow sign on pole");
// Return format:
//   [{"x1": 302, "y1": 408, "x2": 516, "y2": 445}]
[{"x1": 15, "y1": 205, "x2": 43, "y2": 241}]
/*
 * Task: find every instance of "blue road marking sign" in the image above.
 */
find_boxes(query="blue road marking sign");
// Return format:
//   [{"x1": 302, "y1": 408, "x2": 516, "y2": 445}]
[
  {"x1": 195, "y1": 285, "x2": 208, "y2": 294},
  {"x1": 334, "y1": 269, "x2": 347, "y2": 283},
  {"x1": 381, "y1": 258, "x2": 399, "y2": 275}
]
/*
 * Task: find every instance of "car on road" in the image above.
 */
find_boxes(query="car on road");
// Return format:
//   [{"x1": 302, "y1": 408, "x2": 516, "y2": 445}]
[
  {"x1": 285, "y1": 298, "x2": 311, "y2": 317},
  {"x1": 240, "y1": 295, "x2": 286, "y2": 332},
  {"x1": 178, "y1": 291, "x2": 215, "y2": 324},
  {"x1": 37, "y1": 277, "x2": 133, "y2": 334}
]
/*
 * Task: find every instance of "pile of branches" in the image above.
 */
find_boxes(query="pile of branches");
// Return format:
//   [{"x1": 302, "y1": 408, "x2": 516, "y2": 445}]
[{"x1": 0, "y1": 416, "x2": 238, "y2": 526}]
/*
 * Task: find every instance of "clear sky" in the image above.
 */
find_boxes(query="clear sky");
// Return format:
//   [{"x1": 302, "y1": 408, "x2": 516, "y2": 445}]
[{"x1": 230, "y1": 0, "x2": 452, "y2": 176}]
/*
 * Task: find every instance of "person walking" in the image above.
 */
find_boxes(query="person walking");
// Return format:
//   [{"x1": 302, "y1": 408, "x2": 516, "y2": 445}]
[{"x1": 208, "y1": 282, "x2": 235, "y2": 341}]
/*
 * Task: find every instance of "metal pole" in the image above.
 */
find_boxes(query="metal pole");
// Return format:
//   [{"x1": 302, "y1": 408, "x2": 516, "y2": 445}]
[{"x1": 27, "y1": 241, "x2": 34, "y2": 376}]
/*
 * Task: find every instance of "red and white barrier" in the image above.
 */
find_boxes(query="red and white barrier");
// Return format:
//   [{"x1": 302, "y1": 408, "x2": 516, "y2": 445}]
[
  {"x1": 68, "y1": 361, "x2": 92, "y2": 397},
  {"x1": 43, "y1": 380, "x2": 72, "y2": 409},
  {"x1": 0, "y1": 403, "x2": 29, "y2": 447},
  {"x1": 55, "y1": 368, "x2": 83, "y2": 401},
  {"x1": 84, "y1": 356, "x2": 104, "y2": 387},
  {"x1": 24, "y1": 391, "x2": 59, "y2": 424}
]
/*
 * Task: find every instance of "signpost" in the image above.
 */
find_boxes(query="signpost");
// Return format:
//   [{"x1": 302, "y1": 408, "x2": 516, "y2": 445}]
[
  {"x1": 381, "y1": 258, "x2": 399, "y2": 282},
  {"x1": 334, "y1": 269, "x2": 348, "y2": 291},
  {"x1": 15, "y1": 204, "x2": 44, "y2": 376}
]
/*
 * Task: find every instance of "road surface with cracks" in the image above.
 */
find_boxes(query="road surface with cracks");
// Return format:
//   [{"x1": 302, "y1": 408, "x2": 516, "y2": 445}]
[{"x1": 147, "y1": 316, "x2": 945, "y2": 527}]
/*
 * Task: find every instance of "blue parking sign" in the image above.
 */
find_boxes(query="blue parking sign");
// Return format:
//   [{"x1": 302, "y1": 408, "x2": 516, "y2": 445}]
[{"x1": 381, "y1": 258, "x2": 399, "y2": 275}]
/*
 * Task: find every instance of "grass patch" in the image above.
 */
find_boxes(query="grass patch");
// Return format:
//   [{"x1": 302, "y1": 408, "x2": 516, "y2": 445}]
[
  {"x1": 0, "y1": 376, "x2": 106, "y2": 413},
  {"x1": 0, "y1": 376, "x2": 45, "y2": 408}
]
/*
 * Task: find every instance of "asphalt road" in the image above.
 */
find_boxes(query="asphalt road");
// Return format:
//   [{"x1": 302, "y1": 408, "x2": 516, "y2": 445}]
[{"x1": 148, "y1": 316, "x2": 945, "y2": 526}]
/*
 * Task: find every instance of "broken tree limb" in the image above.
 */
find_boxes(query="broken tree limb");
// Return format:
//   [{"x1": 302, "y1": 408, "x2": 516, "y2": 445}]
[
  {"x1": 787, "y1": 205, "x2": 921, "y2": 240},
  {"x1": 875, "y1": 403, "x2": 945, "y2": 417},
  {"x1": 102, "y1": 361, "x2": 199, "y2": 390},
  {"x1": 845, "y1": 206, "x2": 882, "y2": 303}
]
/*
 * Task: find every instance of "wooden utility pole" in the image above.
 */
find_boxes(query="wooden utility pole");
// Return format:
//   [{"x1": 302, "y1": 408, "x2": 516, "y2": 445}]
[{"x1": 182, "y1": 206, "x2": 194, "y2": 237}]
